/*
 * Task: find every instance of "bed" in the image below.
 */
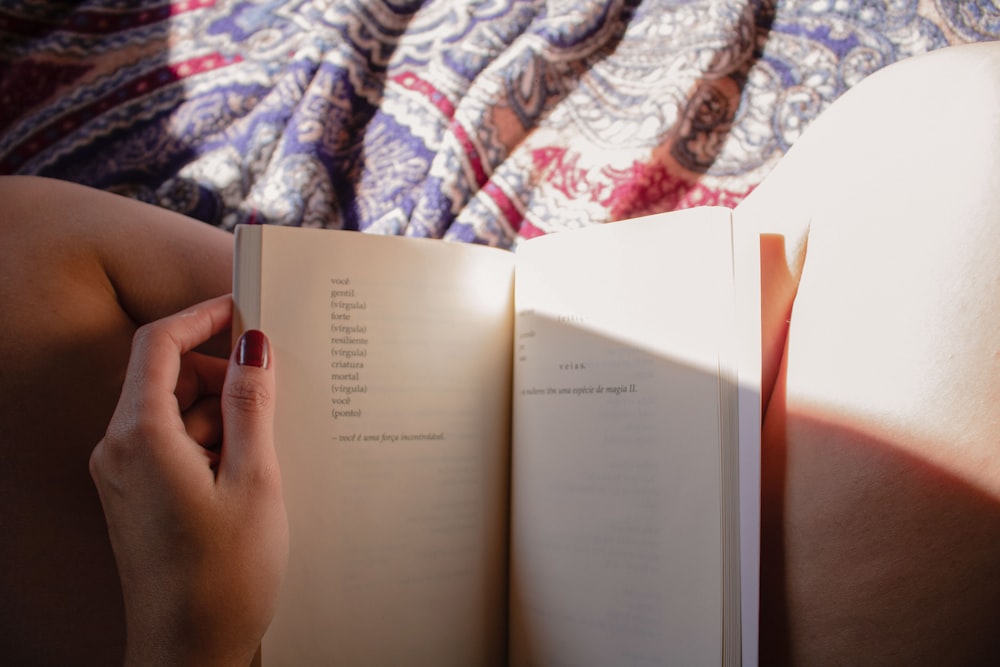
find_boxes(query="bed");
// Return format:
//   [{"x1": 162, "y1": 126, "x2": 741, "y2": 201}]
[{"x1": 2, "y1": 0, "x2": 998, "y2": 247}]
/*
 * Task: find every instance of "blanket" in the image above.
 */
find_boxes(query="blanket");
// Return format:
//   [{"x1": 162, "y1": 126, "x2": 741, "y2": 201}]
[{"x1": 2, "y1": 0, "x2": 998, "y2": 246}]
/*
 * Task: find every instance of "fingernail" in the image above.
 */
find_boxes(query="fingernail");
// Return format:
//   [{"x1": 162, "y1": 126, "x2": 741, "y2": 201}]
[{"x1": 236, "y1": 330, "x2": 269, "y2": 369}]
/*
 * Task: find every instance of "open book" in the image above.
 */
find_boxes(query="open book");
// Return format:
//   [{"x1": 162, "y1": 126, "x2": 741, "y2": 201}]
[{"x1": 233, "y1": 206, "x2": 761, "y2": 666}]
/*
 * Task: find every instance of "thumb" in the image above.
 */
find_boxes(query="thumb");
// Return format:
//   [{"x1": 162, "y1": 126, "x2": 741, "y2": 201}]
[{"x1": 219, "y1": 329, "x2": 278, "y2": 485}]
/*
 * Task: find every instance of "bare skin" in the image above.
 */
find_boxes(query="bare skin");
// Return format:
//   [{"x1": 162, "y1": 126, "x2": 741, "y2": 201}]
[
  {"x1": 90, "y1": 299, "x2": 286, "y2": 667},
  {"x1": 1, "y1": 42, "x2": 999, "y2": 665},
  {"x1": 0, "y1": 178, "x2": 233, "y2": 665},
  {"x1": 749, "y1": 43, "x2": 1000, "y2": 664}
]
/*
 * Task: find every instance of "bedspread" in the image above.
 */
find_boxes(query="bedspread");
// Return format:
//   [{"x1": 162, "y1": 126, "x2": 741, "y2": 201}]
[{"x1": 2, "y1": 0, "x2": 998, "y2": 246}]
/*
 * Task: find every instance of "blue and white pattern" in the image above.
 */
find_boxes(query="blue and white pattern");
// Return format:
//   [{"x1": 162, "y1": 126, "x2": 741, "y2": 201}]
[{"x1": 1, "y1": 0, "x2": 997, "y2": 246}]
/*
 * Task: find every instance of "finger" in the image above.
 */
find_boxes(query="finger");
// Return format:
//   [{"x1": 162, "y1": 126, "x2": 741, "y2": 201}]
[
  {"x1": 113, "y1": 295, "x2": 233, "y2": 429},
  {"x1": 182, "y1": 395, "x2": 223, "y2": 449},
  {"x1": 176, "y1": 353, "x2": 228, "y2": 412},
  {"x1": 218, "y1": 330, "x2": 279, "y2": 487}
]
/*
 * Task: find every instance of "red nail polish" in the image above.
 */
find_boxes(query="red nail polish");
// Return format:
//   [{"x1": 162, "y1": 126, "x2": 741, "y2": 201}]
[{"x1": 237, "y1": 330, "x2": 269, "y2": 369}]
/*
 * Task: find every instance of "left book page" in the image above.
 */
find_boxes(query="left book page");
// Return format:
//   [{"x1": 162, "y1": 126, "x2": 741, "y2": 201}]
[{"x1": 233, "y1": 225, "x2": 516, "y2": 666}]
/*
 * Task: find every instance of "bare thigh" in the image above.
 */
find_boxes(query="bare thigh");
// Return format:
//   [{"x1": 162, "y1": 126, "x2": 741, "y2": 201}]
[
  {"x1": 0, "y1": 177, "x2": 232, "y2": 665},
  {"x1": 746, "y1": 43, "x2": 1000, "y2": 664}
]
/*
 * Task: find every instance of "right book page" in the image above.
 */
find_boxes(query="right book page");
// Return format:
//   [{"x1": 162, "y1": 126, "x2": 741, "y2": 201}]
[{"x1": 509, "y1": 206, "x2": 760, "y2": 667}]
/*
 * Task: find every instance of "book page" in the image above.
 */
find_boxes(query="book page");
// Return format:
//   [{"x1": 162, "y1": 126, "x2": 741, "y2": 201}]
[
  {"x1": 235, "y1": 227, "x2": 515, "y2": 666},
  {"x1": 508, "y1": 208, "x2": 741, "y2": 666},
  {"x1": 732, "y1": 208, "x2": 762, "y2": 667}
]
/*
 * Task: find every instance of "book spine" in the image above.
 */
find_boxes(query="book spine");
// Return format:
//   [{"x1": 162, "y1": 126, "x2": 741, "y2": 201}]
[{"x1": 232, "y1": 224, "x2": 264, "y2": 339}]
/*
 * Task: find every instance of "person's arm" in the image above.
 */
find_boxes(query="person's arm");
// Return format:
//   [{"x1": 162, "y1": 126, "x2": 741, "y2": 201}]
[{"x1": 89, "y1": 295, "x2": 287, "y2": 667}]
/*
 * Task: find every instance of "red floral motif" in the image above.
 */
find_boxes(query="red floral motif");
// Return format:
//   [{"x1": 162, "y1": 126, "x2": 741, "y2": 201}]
[{"x1": 531, "y1": 146, "x2": 755, "y2": 221}]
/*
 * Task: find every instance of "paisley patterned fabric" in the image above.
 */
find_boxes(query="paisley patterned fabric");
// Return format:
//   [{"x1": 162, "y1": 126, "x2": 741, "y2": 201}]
[{"x1": 2, "y1": 0, "x2": 998, "y2": 247}]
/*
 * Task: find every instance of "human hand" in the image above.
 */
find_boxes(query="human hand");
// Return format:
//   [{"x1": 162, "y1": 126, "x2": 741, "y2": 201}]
[{"x1": 90, "y1": 295, "x2": 287, "y2": 667}]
